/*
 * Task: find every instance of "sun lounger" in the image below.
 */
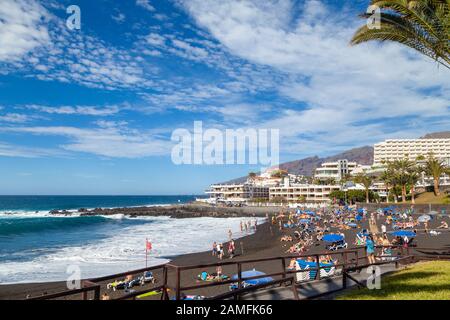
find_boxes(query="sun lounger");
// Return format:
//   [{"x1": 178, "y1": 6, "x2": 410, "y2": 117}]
[{"x1": 198, "y1": 271, "x2": 229, "y2": 282}]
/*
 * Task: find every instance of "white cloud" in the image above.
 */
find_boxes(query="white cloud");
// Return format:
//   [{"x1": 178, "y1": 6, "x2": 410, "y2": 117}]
[
  {"x1": 111, "y1": 12, "x2": 126, "y2": 23},
  {"x1": 0, "y1": 113, "x2": 32, "y2": 123},
  {"x1": 1, "y1": 125, "x2": 171, "y2": 158},
  {"x1": 0, "y1": 0, "x2": 50, "y2": 62},
  {"x1": 25, "y1": 105, "x2": 121, "y2": 116},
  {"x1": 179, "y1": 0, "x2": 450, "y2": 156},
  {"x1": 0, "y1": 142, "x2": 68, "y2": 158},
  {"x1": 136, "y1": 0, "x2": 155, "y2": 12},
  {"x1": 145, "y1": 33, "x2": 166, "y2": 46},
  {"x1": 0, "y1": 0, "x2": 154, "y2": 90}
]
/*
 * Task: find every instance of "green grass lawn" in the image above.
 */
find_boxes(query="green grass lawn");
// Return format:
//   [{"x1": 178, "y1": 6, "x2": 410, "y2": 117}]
[
  {"x1": 412, "y1": 192, "x2": 450, "y2": 204},
  {"x1": 337, "y1": 261, "x2": 450, "y2": 300}
]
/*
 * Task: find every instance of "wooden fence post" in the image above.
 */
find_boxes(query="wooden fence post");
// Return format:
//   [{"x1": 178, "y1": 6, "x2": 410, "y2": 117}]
[{"x1": 175, "y1": 267, "x2": 181, "y2": 301}]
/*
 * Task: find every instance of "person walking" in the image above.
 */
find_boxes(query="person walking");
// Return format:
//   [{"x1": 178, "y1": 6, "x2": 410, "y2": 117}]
[{"x1": 365, "y1": 234, "x2": 376, "y2": 264}]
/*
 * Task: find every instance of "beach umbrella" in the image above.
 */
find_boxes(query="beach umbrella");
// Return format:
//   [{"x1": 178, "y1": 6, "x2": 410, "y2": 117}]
[
  {"x1": 299, "y1": 219, "x2": 310, "y2": 224},
  {"x1": 417, "y1": 215, "x2": 431, "y2": 223},
  {"x1": 305, "y1": 211, "x2": 316, "y2": 216},
  {"x1": 428, "y1": 211, "x2": 438, "y2": 215},
  {"x1": 355, "y1": 215, "x2": 362, "y2": 221},
  {"x1": 322, "y1": 234, "x2": 344, "y2": 242},
  {"x1": 231, "y1": 270, "x2": 273, "y2": 286},
  {"x1": 391, "y1": 230, "x2": 416, "y2": 237}
]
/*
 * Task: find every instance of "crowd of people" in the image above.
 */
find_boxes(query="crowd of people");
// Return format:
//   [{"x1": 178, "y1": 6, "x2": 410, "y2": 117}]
[{"x1": 272, "y1": 205, "x2": 450, "y2": 264}]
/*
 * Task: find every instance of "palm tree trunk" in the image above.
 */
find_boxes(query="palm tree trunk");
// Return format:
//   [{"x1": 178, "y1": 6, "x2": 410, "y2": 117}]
[
  {"x1": 386, "y1": 184, "x2": 390, "y2": 204},
  {"x1": 402, "y1": 185, "x2": 406, "y2": 203},
  {"x1": 434, "y1": 178, "x2": 440, "y2": 196},
  {"x1": 411, "y1": 185, "x2": 415, "y2": 204},
  {"x1": 366, "y1": 189, "x2": 369, "y2": 204}
]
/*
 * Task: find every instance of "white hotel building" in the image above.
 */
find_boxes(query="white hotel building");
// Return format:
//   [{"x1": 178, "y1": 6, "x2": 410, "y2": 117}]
[{"x1": 374, "y1": 138, "x2": 450, "y2": 165}]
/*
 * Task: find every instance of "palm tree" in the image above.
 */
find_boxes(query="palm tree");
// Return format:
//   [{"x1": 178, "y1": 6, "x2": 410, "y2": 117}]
[
  {"x1": 423, "y1": 152, "x2": 448, "y2": 195},
  {"x1": 355, "y1": 173, "x2": 374, "y2": 203},
  {"x1": 351, "y1": 0, "x2": 450, "y2": 70},
  {"x1": 391, "y1": 158, "x2": 416, "y2": 202},
  {"x1": 408, "y1": 168, "x2": 421, "y2": 204},
  {"x1": 380, "y1": 169, "x2": 394, "y2": 203}
]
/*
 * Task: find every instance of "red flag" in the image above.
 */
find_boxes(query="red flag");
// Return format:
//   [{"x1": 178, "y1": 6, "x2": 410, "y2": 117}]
[{"x1": 146, "y1": 240, "x2": 152, "y2": 251}]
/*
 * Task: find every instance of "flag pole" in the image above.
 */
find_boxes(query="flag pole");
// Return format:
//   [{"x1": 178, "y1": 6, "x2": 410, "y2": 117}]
[{"x1": 145, "y1": 238, "x2": 148, "y2": 268}]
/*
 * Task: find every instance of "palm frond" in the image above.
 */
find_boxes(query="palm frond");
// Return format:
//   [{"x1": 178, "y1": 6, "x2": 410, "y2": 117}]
[{"x1": 351, "y1": 0, "x2": 450, "y2": 69}]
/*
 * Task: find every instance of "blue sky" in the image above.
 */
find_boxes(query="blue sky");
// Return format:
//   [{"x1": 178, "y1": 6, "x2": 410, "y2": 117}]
[{"x1": 0, "y1": 0, "x2": 449, "y2": 195}]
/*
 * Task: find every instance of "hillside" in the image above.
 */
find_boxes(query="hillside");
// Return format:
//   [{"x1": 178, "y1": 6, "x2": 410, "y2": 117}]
[
  {"x1": 223, "y1": 146, "x2": 373, "y2": 183},
  {"x1": 221, "y1": 131, "x2": 448, "y2": 184},
  {"x1": 421, "y1": 131, "x2": 450, "y2": 139}
]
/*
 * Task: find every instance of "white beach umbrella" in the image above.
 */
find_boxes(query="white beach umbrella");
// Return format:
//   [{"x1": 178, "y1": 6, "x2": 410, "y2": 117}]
[{"x1": 418, "y1": 215, "x2": 431, "y2": 223}]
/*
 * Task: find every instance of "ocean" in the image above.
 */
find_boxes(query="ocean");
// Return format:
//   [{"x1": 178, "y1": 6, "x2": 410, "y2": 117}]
[{"x1": 0, "y1": 196, "x2": 258, "y2": 284}]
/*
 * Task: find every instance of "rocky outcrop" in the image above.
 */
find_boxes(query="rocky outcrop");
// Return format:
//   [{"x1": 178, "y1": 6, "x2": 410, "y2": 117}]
[{"x1": 48, "y1": 204, "x2": 281, "y2": 218}]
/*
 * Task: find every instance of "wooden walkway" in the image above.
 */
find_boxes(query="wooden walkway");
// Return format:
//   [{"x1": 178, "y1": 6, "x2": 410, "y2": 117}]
[{"x1": 240, "y1": 264, "x2": 398, "y2": 300}]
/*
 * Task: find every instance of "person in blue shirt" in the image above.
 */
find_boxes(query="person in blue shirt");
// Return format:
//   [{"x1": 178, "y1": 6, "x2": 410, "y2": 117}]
[{"x1": 365, "y1": 234, "x2": 376, "y2": 264}]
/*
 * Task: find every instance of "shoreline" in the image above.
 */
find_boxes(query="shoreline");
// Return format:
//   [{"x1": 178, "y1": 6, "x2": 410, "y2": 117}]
[
  {"x1": 1, "y1": 206, "x2": 450, "y2": 300},
  {"x1": 0, "y1": 220, "x2": 279, "y2": 300}
]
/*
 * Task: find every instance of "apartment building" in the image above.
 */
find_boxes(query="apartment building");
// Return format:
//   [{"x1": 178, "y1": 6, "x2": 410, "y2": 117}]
[
  {"x1": 314, "y1": 160, "x2": 360, "y2": 182},
  {"x1": 374, "y1": 138, "x2": 450, "y2": 165},
  {"x1": 269, "y1": 183, "x2": 341, "y2": 203},
  {"x1": 205, "y1": 183, "x2": 270, "y2": 202}
]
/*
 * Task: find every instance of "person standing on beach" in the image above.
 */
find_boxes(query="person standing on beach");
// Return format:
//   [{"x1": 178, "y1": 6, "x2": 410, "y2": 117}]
[
  {"x1": 240, "y1": 221, "x2": 244, "y2": 232},
  {"x1": 218, "y1": 243, "x2": 224, "y2": 260},
  {"x1": 381, "y1": 224, "x2": 386, "y2": 235},
  {"x1": 244, "y1": 221, "x2": 248, "y2": 233},
  {"x1": 212, "y1": 241, "x2": 217, "y2": 256},
  {"x1": 365, "y1": 234, "x2": 376, "y2": 264},
  {"x1": 228, "y1": 240, "x2": 235, "y2": 259},
  {"x1": 228, "y1": 229, "x2": 232, "y2": 240},
  {"x1": 216, "y1": 242, "x2": 222, "y2": 259}
]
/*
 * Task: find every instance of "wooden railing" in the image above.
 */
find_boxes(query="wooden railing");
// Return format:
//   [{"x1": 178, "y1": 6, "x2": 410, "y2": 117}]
[{"x1": 27, "y1": 245, "x2": 449, "y2": 300}]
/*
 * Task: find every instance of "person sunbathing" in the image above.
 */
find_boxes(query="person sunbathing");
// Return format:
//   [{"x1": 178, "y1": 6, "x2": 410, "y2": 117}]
[
  {"x1": 281, "y1": 235, "x2": 293, "y2": 242},
  {"x1": 287, "y1": 258, "x2": 297, "y2": 270},
  {"x1": 437, "y1": 221, "x2": 449, "y2": 229}
]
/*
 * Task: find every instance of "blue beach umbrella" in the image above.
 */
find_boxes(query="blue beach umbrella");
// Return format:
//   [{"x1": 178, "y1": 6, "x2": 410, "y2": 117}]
[
  {"x1": 299, "y1": 219, "x2": 310, "y2": 224},
  {"x1": 231, "y1": 270, "x2": 273, "y2": 286},
  {"x1": 355, "y1": 215, "x2": 363, "y2": 221},
  {"x1": 391, "y1": 230, "x2": 416, "y2": 237},
  {"x1": 322, "y1": 234, "x2": 344, "y2": 242},
  {"x1": 305, "y1": 211, "x2": 316, "y2": 216}
]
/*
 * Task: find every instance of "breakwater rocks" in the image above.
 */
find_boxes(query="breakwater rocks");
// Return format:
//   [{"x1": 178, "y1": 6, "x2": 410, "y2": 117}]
[{"x1": 49, "y1": 204, "x2": 282, "y2": 219}]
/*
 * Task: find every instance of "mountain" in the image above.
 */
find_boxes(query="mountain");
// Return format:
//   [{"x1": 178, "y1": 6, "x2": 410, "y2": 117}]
[
  {"x1": 220, "y1": 131, "x2": 449, "y2": 184},
  {"x1": 222, "y1": 146, "x2": 373, "y2": 183},
  {"x1": 279, "y1": 146, "x2": 374, "y2": 176},
  {"x1": 420, "y1": 131, "x2": 450, "y2": 139}
]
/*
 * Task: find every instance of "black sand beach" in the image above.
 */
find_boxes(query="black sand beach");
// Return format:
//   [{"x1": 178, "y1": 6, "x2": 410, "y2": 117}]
[{"x1": 1, "y1": 207, "x2": 449, "y2": 300}]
